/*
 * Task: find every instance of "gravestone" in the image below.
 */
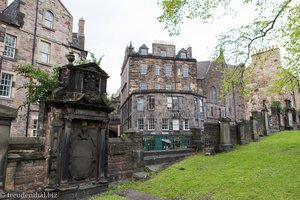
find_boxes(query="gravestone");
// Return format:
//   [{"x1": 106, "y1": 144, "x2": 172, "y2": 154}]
[
  {"x1": 284, "y1": 99, "x2": 293, "y2": 130},
  {"x1": 42, "y1": 54, "x2": 113, "y2": 199},
  {"x1": 250, "y1": 114, "x2": 259, "y2": 141},
  {"x1": 261, "y1": 100, "x2": 270, "y2": 135},
  {"x1": 219, "y1": 117, "x2": 232, "y2": 151}
]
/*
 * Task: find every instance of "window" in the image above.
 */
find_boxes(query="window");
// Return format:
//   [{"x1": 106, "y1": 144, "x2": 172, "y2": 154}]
[
  {"x1": 148, "y1": 96, "x2": 155, "y2": 110},
  {"x1": 167, "y1": 97, "x2": 172, "y2": 110},
  {"x1": 182, "y1": 67, "x2": 189, "y2": 77},
  {"x1": 182, "y1": 84, "x2": 190, "y2": 91},
  {"x1": 40, "y1": 41, "x2": 51, "y2": 64},
  {"x1": 199, "y1": 99, "x2": 204, "y2": 113},
  {"x1": 167, "y1": 96, "x2": 183, "y2": 110},
  {"x1": 137, "y1": 97, "x2": 144, "y2": 111},
  {"x1": 140, "y1": 83, "x2": 147, "y2": 90},
  {"x1": 0, "y1": 73, "x2": 13, "y2": 98},
  {"x1": 210, "y1": 86, "x2": 217, "y2": 103},
  {"x1": 173, "y1": 119, "x2": 179, "y2": 131},
  {"x1": 141, "y1": 48, "x2": 148, "y2": 55},
  {"x1": 161, "y1": 50, "x2": 167, "y2": 57},
  {"x1": 140, "y1": 64, "x2": 147, "y2": 75},
  {"x1": 32, "y1": 119, "x2": 38, "y2": 137},
  {"x1": 180, "y1": 52, "x2": 187, "y2": 58},
  {"x1": 148, "y1": 119, "x2": 155, "y2": 130},
  {"x1": 162, "y1": 119, "x2": 169, "y2": 130},
  {"x1": 165, "y1": 65, "x2": 171, "y2": 77},
  {"x1": 194, "y1": 97, "x2": 198, "y2": 111},
  {"x1": 73, "y1": 52, "x2": 80, "y2": 61},
  {"x1": 44, "y1": 10, "x2": 54, "y2": 29},
  {"x1": 155, "y1": 83, "x2": 160, "y2": 90},
  {"x1": 155, "y1": 64, "x2": 160, "y2": 75},
  {"x1": 183, "y1": 119, "x2": 189, "y2": 130},
  {"x1": 137, "y1": 119, "x2": 144, "y2": 131},
  {"x1": 3, "y1": 34, "x2": 16, "y2": 59},
  {"x1": 165, "y1": 84, "x2": 172, "y2": 90}
]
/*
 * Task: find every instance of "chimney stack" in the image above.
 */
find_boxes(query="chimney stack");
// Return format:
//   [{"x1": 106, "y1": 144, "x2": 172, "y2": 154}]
[
  {"x1": 78, "y1": 17, "x2": 85, "y2": 50},
  {"x1": 0, "y1": 0, "x2": 8, "y2": 13}
]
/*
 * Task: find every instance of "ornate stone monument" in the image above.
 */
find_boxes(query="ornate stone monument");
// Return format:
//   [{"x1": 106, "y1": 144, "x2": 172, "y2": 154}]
[{"x1": 41, "y1": 54, "x2": 113, "y2": 199}]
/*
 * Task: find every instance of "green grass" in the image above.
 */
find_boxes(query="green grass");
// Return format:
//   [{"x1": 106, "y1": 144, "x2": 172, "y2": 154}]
[{"x1": 93, "y1": 131, "x2": 300, "y2": 200}]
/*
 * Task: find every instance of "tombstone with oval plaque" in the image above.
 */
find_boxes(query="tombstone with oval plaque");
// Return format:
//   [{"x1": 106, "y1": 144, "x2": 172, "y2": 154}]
[{"x1": 42, "y1": 54, "x2": 113, "y2": 199}]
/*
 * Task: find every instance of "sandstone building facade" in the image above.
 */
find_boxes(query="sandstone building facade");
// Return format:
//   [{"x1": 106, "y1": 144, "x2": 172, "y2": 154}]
[
  {"x1": 197, "y1": 53, "x2": 245, "y2": 122},
  {"x1": 120, "y1": 42, "x2": 206, "y2": 135},
  {"x1": 0, "y1": 0, "x2": 86, "y2": 137}
]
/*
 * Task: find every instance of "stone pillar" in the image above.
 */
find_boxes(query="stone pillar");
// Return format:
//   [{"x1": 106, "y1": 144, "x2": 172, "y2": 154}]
[
  {"x1": 261, "y1": 110, "x2": 270, "y2": 135},
  {"x1": 4, "y1": 161, "x2": 17, "y2": 191},
  {"x1": 284, "y1": 99, "x2": 293, "y2": 130},
  {"x1": 0, "y1": 105, "x2": 17, "y2": 191},
  {"x1": 190, "y1": 128, "x2": 203, "y2": 151},
  {"x1": 219, "y1": 117, "x2": 232, "y2": 151},
  {"x1": 270, "y1": 106, "x2": 280, "y2": 132},
  {"x1": 250, "y1": 115, "x2": 259, "y2": 141},
  {"x1": 237, "y1": 121, "x2": 246, "y2": 145}
]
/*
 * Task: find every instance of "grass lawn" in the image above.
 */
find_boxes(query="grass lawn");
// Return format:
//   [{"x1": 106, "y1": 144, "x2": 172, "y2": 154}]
[{"x1": 93, "y1": 131, "x2": 300, "y2": 200}]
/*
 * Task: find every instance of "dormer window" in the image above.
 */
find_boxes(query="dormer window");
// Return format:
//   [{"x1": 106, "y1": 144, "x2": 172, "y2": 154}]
[
  {"x1": 180, "y1": 52, "x2": 187, "y2": 59},
  {"x1": 44, "y1": 10, "x2": 54, "y2": 29},
  {"x1": 141, "y1": 48, "x2": 148, "y2": 55}
]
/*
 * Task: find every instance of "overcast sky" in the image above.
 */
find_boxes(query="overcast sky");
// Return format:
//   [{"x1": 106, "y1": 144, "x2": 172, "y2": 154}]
[{"x1": 8, "y1": 0, "x2": 253, "y2": 94}]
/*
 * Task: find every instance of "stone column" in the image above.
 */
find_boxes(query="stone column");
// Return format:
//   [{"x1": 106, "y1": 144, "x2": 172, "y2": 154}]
[
  {"x1": 250, "y1": 115, "x2": 259, "y2": 141},
  {"x1": 261, "y1": 110, "x2": 270, "y2": 135},
  {"x1": 219, "y1": 117, "x2": 232, "y2": 151},
  {"x1": 237, "y1": 121, "x2": 246, "y2": 145},
  {"x1": 270, "y1": 106, "x2": 280, "y2": 132},
  {"x1": 0, "y1": 105, "x2": 17, "y2": 191}
]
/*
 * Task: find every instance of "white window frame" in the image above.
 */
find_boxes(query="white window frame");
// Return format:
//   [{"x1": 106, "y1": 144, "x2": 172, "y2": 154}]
[
  {"x1": 161, "y1": 50, "x2": 167, "y2": 57},
  {"x1": 0, "y1": 73, "x2": 13, "y2": 98},
  {"x1": 140, "y1": 64, "x2": 148, "y2": 75},
  {"x1": 148, "y1": 118, "x2": 155, "y2": 130},
  {"x1": 137, "y1": 119, "x2": 144, "y2": 131},
  {"x1": 180, "y1": 52, "x2": 187, "y2": 58},
  {"x1": 44, "y1": 10, "x2": 54, "y2": 29},
  {"x1": 155, "y1": 64, "x2": 160, "y2": 75},
  {"x1": 148, "y1": 96, "x2": 155, "y2": 110},
  {"x1": 40, "y1": 41, "x2": 51, "y2": 64},
  {"x1": 182, "y1": 67, "x2": 189, "y2": 77},
  {"x1": 173, "y1": 119, "x2": 180, "y2": 131},
  {"x1": 3, "y1": 34, "x2": 16, "y2": 59},
  {"x1": 167, "y1": 97, "x2": 172, "y2": 110},
  {"x1": 165, "y1": 65, "x2": 172, "y2": 77},
  {"x1": 137, "y1": 97, "x2": 144, "y2": 111},
  {"x1": 141, "y1": 48, "x2": 148, "y2": 55},
  {"x1": 162, "y1": 119, "x2": 169, "y2": 130},
  {"x1": 183, "y1": 119, "x2": 189, "y2": 130},
  {"x1": 199, "y1": 99, "x2": 204, "y2": 113},
  {"x1": 32, "y1": 119, "x2": 39, "y2": 137}
]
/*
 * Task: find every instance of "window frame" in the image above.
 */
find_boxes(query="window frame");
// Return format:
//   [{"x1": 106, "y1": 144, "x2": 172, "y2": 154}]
[
  {"x1": 137, "y1": 97, "x2": 144, "y2": 111},
  {"x1": 140, "y1": 82, "x2": 147, "y2": 90},
  {"x1": 148, "y1": 118, "x2": 155, "y2": 130},
  {"x1": 210, "y1": 86, "x2": 217, "y2": 103},
  {"x1": 32, "y1": 119, "x2": 39, "y2": 137},
  {"x1": 0, "y1": 73, "x2": 13, "y2": 98},
  {"x1": 155, "y1": 64, "x2": 160, "y2": 75},
  {"x1": 182, "y1": 67, "x2": 189, "y2": 77},
  {"x1": 162, "y1": 119, "x2": 169, "y2": 130},
  {"x1": 44, "y1": 10, "x2": 54, "y2": 29},
  {"x1": 183, "y1": 119, "x2": 189, "y2": 130},
  {"x1": 165, "y1": 65, "x2": 172, "y2": 77},
  {"x1": 137, "y1": 119, "x2": 144, "y2": 131},
  {"x1": 173, "y1": 119, "x2": 180, "y2": 131},
  {"x1": 140, "y1": 63, "x2": 148, "y2": 75},
  {"x1": 40, "y1": 40, "x2": 51, "y2": 64},
  {"x1": 3, "y1": 34, "x2": 17, "y2": 59},
  {"x1": 148, "y1": 96, "x2": 155, "y2": 110}
]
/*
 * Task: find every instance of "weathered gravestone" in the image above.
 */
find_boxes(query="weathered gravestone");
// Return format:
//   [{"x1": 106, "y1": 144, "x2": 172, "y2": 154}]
[{"x1": 41, "y1": 54, "x2": 113, "y2": 199}]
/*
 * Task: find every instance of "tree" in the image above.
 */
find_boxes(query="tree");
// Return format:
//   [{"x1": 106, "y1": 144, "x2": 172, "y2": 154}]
[{"x1": 157, "y1": 0, "x2": 299, "y2": 95}]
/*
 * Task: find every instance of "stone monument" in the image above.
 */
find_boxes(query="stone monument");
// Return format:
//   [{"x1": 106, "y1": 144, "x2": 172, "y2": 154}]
[{"x1": 41, "y1": 53, "x2": 113, "y2": 199}]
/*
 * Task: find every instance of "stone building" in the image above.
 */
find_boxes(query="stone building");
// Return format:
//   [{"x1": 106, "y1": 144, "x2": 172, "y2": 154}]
[
  {"x1": 244, "y1": 47, "x2": 300, "y2": 120},
  {"x1": 120, "y1": 41, "x2": 206, "y2": 135},
  {"x1": 197, "y1": 52, "x2": 245, "y2": 122},
  {"x1": 0, "y1": 0, "x2": 86, "y2": 137}
]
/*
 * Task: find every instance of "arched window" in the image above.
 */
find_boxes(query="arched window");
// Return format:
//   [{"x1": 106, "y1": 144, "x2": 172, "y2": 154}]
[
  {"x1": 210, "y1": 86, "x2": 217, "y2": 103},
  {"x1": 44, "y1": 10, "x2": 54, "y2": 29}
]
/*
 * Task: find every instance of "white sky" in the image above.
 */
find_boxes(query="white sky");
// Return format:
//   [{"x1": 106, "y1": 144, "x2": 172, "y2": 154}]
[{"x1": 8, "y1": 0, "x2": 255, "y2": 94}]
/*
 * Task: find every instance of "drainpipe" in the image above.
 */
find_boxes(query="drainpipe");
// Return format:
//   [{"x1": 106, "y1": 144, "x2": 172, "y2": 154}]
[{"x1": 25, "y1": 0, "x2": 39, "y2": 137}]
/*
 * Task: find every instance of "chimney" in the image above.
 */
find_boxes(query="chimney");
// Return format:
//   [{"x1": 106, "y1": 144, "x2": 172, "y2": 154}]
[
  {"x1": 0, "y1": 0, "x2": 8, "y2": 13},
  {"x1": 78, "y1": 17, "x2": 85, "y2": 49}
]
